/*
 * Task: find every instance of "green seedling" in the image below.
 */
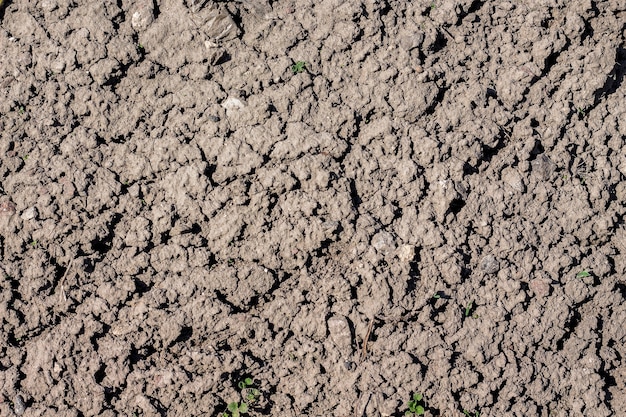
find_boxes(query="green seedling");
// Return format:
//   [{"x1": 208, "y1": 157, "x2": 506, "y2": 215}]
[
  {"x1": 433, "y1": 293, "x2": 441, "y2": 299},
  {"x1": 223, "y1": 378, "x2": 260, "y2": 417},
  {"x1": 291, "y1": 61, "x2": 306, "y2": 74},
  {"x1": 405, "y1": 392, "x2": 425, "y2": 416},
  {"x1": 222, "y1": 401, "x2": 248, "y2": 417},
  {"x1": 576, "y1": 270, "x2": 591, "y2": 278},
  {"x1": 465, "y1": 301, "x2": 474, "y2": 317},
  {"x1": 238, "y1": 378, "x2": 260, "y2": 404},
  {"x1": 30, "y1": 240, "x2": 38, "y2": 248},
  {"x1": 463, "y1": 410, "x2": 480, "y2": 417}
]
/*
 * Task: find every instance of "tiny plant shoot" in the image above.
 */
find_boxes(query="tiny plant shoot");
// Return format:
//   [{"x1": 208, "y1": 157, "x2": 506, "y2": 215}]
[
  {"x1": 223, "y1": 401, "x2": 248, "y2": 417},
  {"x1": 576, "y1": 270, "x2": 591, "y2": 278},
  {"x1": 238, "y1": 377, "x2": 260, "y2": 404},
  {"x1": 405, "y1": 392, "x2": 425, "y2": 416},
  {"x1": 291, "y1": 61, "x2": 306, "y2": 74},
  {"x1": 222, "y1": 378, "x2": 260, "y2": 417}
]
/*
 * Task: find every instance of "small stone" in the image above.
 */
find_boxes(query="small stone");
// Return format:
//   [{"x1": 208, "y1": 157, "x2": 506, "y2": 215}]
[
  {"x1": 480, "y1": 255, "x2": 500, "y2": 274},
  {"x1": 399, "y1": 30, "x2": 425, "y2": 51},
  {"x1": 21, "y1": 206, "x2": 38, "y2": 220},
  {"x1": 372, "y1": 231, "x2": 395, "y2": 255},
  {"x1": 204, "y1": 6, "x2": 238, "y2": 41},
  {"x1": 221, "y1": 97, "x2": 245, "y2": 110},
  {"x1": 14, "y1": 394, "x2": 26, "y2": 415},
  {"x1": 40, "y1": 0, "x2": 58, "y2": 12},
  {"x1": 396, "y1": 245, "x2": 415, "y2": 263},
  {"x1": 531, "y1": 155, "x2": 556, "y2": 180},
  {"x1": 0, "y1": 200, "x2": 16, "y2": 216},
  {"x1": 327, "y1": 316, "x2": 352, "y2": 352},
  {"x1": 502, "y1": 169, "x2": 525, "y2": 192},
  {"x1": 131, "y1": 0, "x2": 155, "y2": 31}
]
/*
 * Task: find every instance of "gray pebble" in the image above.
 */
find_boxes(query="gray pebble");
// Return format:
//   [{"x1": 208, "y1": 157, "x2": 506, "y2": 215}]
[
  {"x1": 20, "y1": 206, "x2": 38, "y2": 220},
  {"x1": 480, "y1": 255, "x2": 500, "y2": 274},
  {"x1": 531, "y1": 154, "x2": 556, "y2": 180},
  {"x1": 14, "y1": 394, "x2": 26, "y2": 415}
]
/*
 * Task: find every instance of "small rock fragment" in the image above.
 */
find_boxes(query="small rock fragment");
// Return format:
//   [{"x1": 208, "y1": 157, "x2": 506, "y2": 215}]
[
  {"x1": 531, "y1": 154, "x2": 556, "y2": 180},
  {"x1": 204, "y1": 6, "x2": 238, "y2": 41},
  {"x1": 40, "y1": 0, "x2": 58, "y2": 12},
  {"x1": 372, "y1": 231, "x2": 395, "y2": 255},
  {"x1": 221, "y1": 97, "x2": 245, "y2": 110},
  {"x1": 399, "y1": 29, "x2": 425, "y2": 51},
  {"x1": 0, "y1": 200, "x2": 16, "y2": 216},
  {"x1": 502, "y1": 169, "x2": 525, "y2": 192},
  {"x1": 21, "y1": 206, "x2": 38, "y2": 221},
  {"x1": 327, "y1": 316, "x2": 352, "y2": 353},
  {"x1": 396, "y1": 245, "x2": 415, "y2": 263},
  {"x1": 14, "y1": 394, "x2": 26, "y2": 415},
  {"x1": 480, "y1": 255, "x2": 500, "y2": 274},
  {"x1": 131, "y1": 0, "x2": 155, "y2": 31}
]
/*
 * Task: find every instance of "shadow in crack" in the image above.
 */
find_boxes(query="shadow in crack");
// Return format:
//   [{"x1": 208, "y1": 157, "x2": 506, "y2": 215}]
[{"x1": 594, "y1": 47, "x2": 626, "y2": 105}]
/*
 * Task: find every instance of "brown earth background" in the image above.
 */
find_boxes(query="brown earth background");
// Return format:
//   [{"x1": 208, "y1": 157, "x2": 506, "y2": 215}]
[{"x1": 1, "y1": 0, "x2": 625, "y2": 416}]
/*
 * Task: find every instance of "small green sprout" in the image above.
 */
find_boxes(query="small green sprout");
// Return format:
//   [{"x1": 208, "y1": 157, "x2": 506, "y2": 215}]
[
  {"x1": 222, "y1": 401, "x2": 248, "y2": 417},
  {"x1": 576, "y1": 270, "x2": 591, "y2": 278},
  {"x1": 463, "y1": 410, "x2": 480, "y2": 417},
  {"x1": 30, "y1": 240, "x2": 38, "y2": 248},
  {"x1": 238, "y1": 378, "x2": 260, "y2": 404},
  {"x1": 405, "y1": 392, "x2": 425, "y2": 416},
  {"x1": 433, "y1": 293, "x2": 441, "y2": 299},
  {"x1": 238, "y1": 377, "x2": 253, "y2": 390},
  {"x1": 465, "y1": 300, "x2": 474, "y2": 317},
  {"x1": 291, "y1": 61, "x2": 306, "y2": 74},
  {"x1": 222, "y1": 377, "x2": 260, "y2": 417}
]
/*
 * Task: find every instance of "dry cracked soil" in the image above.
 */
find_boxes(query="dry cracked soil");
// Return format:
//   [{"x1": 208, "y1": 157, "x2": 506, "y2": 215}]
[{"x1": 0, "y1": 0, "x2": 625, "y2": 416}]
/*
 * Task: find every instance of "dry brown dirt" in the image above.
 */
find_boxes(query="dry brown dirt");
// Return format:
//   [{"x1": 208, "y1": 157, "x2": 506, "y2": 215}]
[{"x1": 1, "y1": 0, "x2": 625, "y2": 416}]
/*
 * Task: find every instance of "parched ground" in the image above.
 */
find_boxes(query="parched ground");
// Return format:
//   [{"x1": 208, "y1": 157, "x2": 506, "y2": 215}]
[{"x1": 0, "y1": 0, "x2": 625, "y2": 416}]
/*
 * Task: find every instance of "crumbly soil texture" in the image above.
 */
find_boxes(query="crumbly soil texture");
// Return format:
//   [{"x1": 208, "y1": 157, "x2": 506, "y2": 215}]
[{"x1": 1, "y1": 0, "x2": 625, "y2": 416}]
